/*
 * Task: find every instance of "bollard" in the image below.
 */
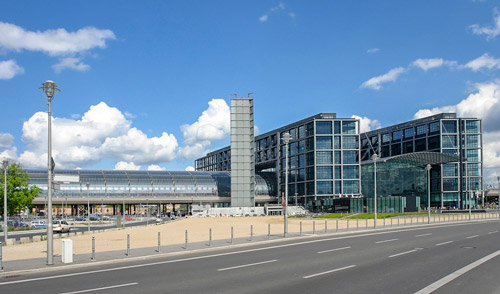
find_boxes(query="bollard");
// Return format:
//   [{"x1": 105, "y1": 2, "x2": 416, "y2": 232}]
[
  {"x1": 357, "y1": 219, "x2": 359, "y2": 230},
  {"x1": 383, "y1": 218, "x2": 385, "y2": 227},
  {"x1": 126, "y1": 234, "x2": 130, "y2": 256},
  {"x1": 268, "y1": 224, "x2": 270, "y2": 239},
  {"x1": 91, "y1": 236, "x2": 95, "y2": 261},
  {"x1": 209, "y1": 228, "x2": 212, "y2": 246},
  {"x1": 157, "y1": 232, "x2": 161, "y2": 253},
  {"x1": 184, "y1": 230, "x2": 188, "y2": 249},
  {"x1": 325, "y1": 220, "x2": 327, "y2": 233},
  {"x1": 336, "y1": 219, "x2": 339, "y2": 232},
  {"x1": 250, "y1": 225, "x2": 253, "y2": 241},
  {"x1": 390, "y1": 218, "x2": 393, "y2": 227},
  {"x1": 0, "y1": 241, "x2": 2, "y2": 270},
  {"x1": 366, "y1": 218, "x2": 368, "y2": 230},
  {"x1": 398, "y1": 217, "x2": 400, "y2": 226},
  {"x1": 300, "y1": 221, "x2": 302, "y2": 236},
  {"x1": 347, "y1": 219, "x2": 349, "y2": 231},
  {"x1": 404, "y1": 216, "x2": 406, "y2": 226},
  {"x1": 231, "y1": 226, "x2": 233, "y2": 244},
  {"x1": 313, "y1": 221, "x2": 316, "y2": 234}
]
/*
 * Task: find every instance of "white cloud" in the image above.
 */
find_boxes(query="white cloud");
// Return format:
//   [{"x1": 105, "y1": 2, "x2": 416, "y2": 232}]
[
  {"x1": 414, "y1": 80, "x2": 500, "y2": 181},
  {"x1": 52, "y1": 57, "x2": 90, "y2": 73},
  {"x1": 16, "y1": 101, "x2": 178, "y2": 169},
  {"x1": 259, "y1": 15, "x2": 269, "y2": 22},
  {"x1": 0, "y1": 22, "x2": 116, "y2": 56},
  {"x1": 178, "y1": 143, "x2": 209, "y2": 159},
  {"x1": 351, "y1": 115, "x2": 381, "y2": 133},
  {"x1": 185, "y1": 166, "x2": 195, "y2": 171},
  {"x1": 361, "y1": 67, "x2": 406, "y2": 90},
  {"x1": 464, "y1": 53, "x2": 500, "y2": 71},
  {"x1": 0, "y1": 59, "x2": 24, "y2": 79},
  {"x1": 470, "y1": 10, "x2": 500, "y2": 40},
  {"x1": 412, "y1": 58, "x2": 457, "y2": 71},
  {"x1": 148, "y1": 164, "x2": 166, "y2": 171},
  {"x1": 0, "y1": 133, "x2": 14, "y2": 148},
  {"x1": 367, "y1": 48, "x2": 380, "y2": 54},
  {"x1": 259, "y1": 3, "x2": 293, "y2": 22},
  {"x1": 114, "y1": 161, "x2": 141, "y2": 170}
]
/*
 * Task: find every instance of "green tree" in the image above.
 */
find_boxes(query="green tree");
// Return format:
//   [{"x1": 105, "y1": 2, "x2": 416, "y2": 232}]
[{"x1": 0, "y1": 163, "x2": 41, "y2": 215}]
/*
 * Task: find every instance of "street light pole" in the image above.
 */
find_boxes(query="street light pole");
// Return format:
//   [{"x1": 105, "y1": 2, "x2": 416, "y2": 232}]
[
  {"x1": 426, "y1": 164, "x2": 432, "y2": 224},
  {"x1": 2, "y1": 160, "x2": 9, "y2": 242},
  {"x1": 86, "y1": 182, "x2": 90, "y2": 232},
  {"x1": 371, "y1": 154, "x2": 378, "y2": 228},
  {"x1": 282, "y1": 132, "x2": 291, "y2": 237},
  {"x1": 40, "y1": 80, "x2": 60, "y2": 265}
]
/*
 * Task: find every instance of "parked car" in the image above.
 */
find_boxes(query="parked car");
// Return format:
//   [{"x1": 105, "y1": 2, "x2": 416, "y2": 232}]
[
  {"x1": 53, "y1": 220, "x2": 70, "y2": 233},
  {"x1": 30, "y1": 220, "x2": 47, "y2": 229}
]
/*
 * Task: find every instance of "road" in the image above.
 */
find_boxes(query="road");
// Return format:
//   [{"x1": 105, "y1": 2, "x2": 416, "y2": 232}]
[{"x1": 1, "y1": 219, "x2": 499, "y2": 293}]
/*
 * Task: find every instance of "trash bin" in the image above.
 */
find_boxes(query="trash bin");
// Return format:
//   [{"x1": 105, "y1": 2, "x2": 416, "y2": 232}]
[{"x1": 62, "y1": 239, "x2": 73, "y2": 263}]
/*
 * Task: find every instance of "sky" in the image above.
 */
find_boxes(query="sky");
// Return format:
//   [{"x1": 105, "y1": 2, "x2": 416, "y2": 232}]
[{"x1": 0, "y1": 1, "x2": 500, "y2": 185}]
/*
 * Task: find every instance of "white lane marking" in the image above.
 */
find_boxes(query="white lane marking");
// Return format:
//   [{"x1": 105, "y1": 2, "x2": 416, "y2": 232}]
[
  {"x1": 318, "y1": 246, "x2": 351, "y2": 254},
  {"x1": 414, "y1": 248, "x2": 500, "y2": 294},
  {"x1": 466, "y1": 235, "x2": 479, "y2": 239},
  {"x1": 415, "y1": 233, "x2": 432, "y2": 237},
  {"x1": 488, "y1": 231, "x2": 498, "y2": 234},
  {"x1": 376, "y1": 238, "x2": 398, "y2": 244},
  {"x1": 389, "y1": 249, "x2": 421, "y2": 258},
  {"x1": 303, "y1": 265, "x2": 356, "y2": 279},
  {"x1": 2, "y1": 220, "x2": 499, "y2": 285},
  {"x1": 217, "y1": 260, "x2": 277, "y2": 271},
  {"x1": 58, "y1": 282, "x2": 138, "y2": 294},
  {"x1": 436, "y1": 241, "x2": 454, "y2": 246}
]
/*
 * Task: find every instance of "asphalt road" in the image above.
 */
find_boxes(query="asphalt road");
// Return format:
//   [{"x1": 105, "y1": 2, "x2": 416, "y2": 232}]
[{"x1": 1, "y1": 219, "x2": 499, "y2": 293}]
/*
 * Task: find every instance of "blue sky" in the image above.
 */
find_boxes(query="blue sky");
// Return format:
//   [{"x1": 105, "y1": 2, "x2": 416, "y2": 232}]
[{"x1": 1, "y1": 1, "x2": 500, "y2": 184}]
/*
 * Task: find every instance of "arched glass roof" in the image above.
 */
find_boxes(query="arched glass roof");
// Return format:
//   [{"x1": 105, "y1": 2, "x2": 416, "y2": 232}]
[{"x1": 381, "y1": 152, "x2": 460, "y2": 167}]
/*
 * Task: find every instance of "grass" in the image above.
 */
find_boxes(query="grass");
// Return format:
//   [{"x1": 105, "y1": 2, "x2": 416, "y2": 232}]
[{"x1": 316, "y1": 212, "x2": 437, "y2": 219}]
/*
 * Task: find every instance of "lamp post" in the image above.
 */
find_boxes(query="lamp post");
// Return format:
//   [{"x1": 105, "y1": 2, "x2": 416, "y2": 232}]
[
  {"x1": 40, "y1": 80, "x2": 60, "y2": 265},
  {"x1": 86, "y1": 182, "x2": 90, "y2": 232},
  {"x1": 371, "y1": 154, "x2": 379, "y2": 228},
  {"x1": 282, "y1": 132, "x2": 291, "y2": 237},
  {"x1": 2, "y1": 160, "x2": 9, "y2": 242},
  {"x1": 426, "y1": 164, "x2": 432, "y2": 224}
]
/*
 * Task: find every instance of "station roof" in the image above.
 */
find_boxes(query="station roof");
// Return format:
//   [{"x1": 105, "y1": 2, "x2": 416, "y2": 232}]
[{"x1": 381, "y1": 152, "x2": 460, "y2": 167}]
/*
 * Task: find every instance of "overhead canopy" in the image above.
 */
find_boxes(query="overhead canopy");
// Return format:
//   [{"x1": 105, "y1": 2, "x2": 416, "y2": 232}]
[{"x1": 381, "y1": 152, "x2": 460, "y2": 167}]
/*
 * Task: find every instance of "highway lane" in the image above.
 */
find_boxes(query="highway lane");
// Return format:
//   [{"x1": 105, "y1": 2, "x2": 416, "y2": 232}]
[{"x1": 1, "y1": 220, "x2": 499, "y2": 293}]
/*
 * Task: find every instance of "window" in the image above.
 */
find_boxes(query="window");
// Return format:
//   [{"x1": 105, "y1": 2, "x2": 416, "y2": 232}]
[
  {"x1": 298, "y1": 126, "x2": 306, "y2": 138},
  {"x1": 391, "y1": 144, "x2": 401, "y2": 156},
  {"x1": 316, "y1": 121, "x2": 332, "y2": 134},
  {"x1": 334, "y1": 151, "x2": 341, "y2": 164},
  {"x1": 416, "y1": 125, "x2": 427, "y2": 137},
  {"x1": 306, "y1": 181, "x2": 315, "y2": 195},
  {"x1": 415, "y1": 139, "x2": 426, "y2": 151},
  {"x1": 306, "y1": 152, "x2": 314, "y2": 166},
  {"x1": 467, "y1": 135, "x2": 480, "y2": 148},
  {"x1": 316, "y1": 151, "x2": 332, "y2": 164},
  {"x1": 343, "y1": 166, "x2": 359, "y2": 179},
  {"x1": 465, "y1": 120, "x2": 480, "y2": 133},
  {"x1": 334, "y1": 136, "x2": 341, "y2": 149},
  {"x1": 382, "y1": 145, "x2": 390, "y2": 157},
  {"x1": 316, "y1": 136, "x2": 332, "y2": 149},
  {"x1": 442, "y1": 164, "x2": 458, "y2": 177},
  {"x1": 466, "y1": 149, "x2": 479, "y2": 162},
  {"x1": 316, "y1": 166, "x2": 333, "y2": 179},
  {"x1": 403, "y1": 141, "x2": 413, "y2": 154},
  {"x1": 429, "y1": 122, "x2": 440, "y2": 134},
  {"x1": 334, "y1": 121, "x2": 341, "y2": 134},
  {"x1": 343, "y1": 181, "x2": 359, "y2": 194},
  {"x1": 382, "y1": 133, "x2": 392, "y2": 144},
  {"x1": 334, "y1": 181, "x2": 341, "y2": 194},
  {"x1": 334, "y1": 166, "x2": 341, "y2": 179},
  {"x1": 404, "y1": 128, "x2": 414, "y2": 139},
  {"x1": 442, "y1": 121, "x2": 457, "y2": 133},
  {"x1": 442, "y1": 149, "x2": 458, "y2": 156},
  {"x1": 298, "y1": 140, "x2": 305, "y2": 153},
  {"x1": 467, "y1": 163, "x2": 480, "y2": 176},
  {"x1": 342, "y1": 121, "x2": 356, "y2": 134},
  {"x1": 342, "y1": 136, "x2": 358, "y2": 149},
  {"x1": 306, "y1": 137, "x2": 314, "y2": 151},
  {"x1": 306, "y1": 123, "x2": 314, "y2": 137},
  {"x1": 443, "y1": 178, "x2": 458, "y2": 191},
  {"x1": 297, "y1": 169, "x2": 305, "y2": 182},
  {"x1": 298, "y1": 154, "x2": 305, "y2": 167},
  {"x1": 392, "y1": 131, "x2": 402, "y2": 142},
  {"x1": 306, "y1": 167, "x2": 315, "y2": 181},
  {"x1": 317, "y1": 181, "x2": 333, "y2": 194},
  {"x1": 428, "y1": 136, "x2": 440, "y2": 150},
  {"x1": 442, "y1": 135, "x2": 457, "y2": 148},
  {"x1": 343, "y1": 151, "x2": 358, "y2": 164}
]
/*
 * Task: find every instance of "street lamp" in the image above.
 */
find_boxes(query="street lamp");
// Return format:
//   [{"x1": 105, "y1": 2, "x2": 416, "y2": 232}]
[
  {"x1": 371, "y1": 154, "x2": 379, "y2": 228},
  {"x1": 282, "y1": 132, "x2": 292, "y2": 237},
  {"x1": 426, "y1": 164, "x2": 432, "y2": 224},
  {"x1": 86, "y1": 182, "x2": 90, "y2": 232},
  {"x1": 40, "y1": 80, "x2": 60, "y2": 265},
  {"x1": 2, "y1": 160, "x2": 9, "y2": 242}
]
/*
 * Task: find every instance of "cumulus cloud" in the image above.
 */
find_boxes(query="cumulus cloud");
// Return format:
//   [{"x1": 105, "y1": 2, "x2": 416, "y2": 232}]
[
  {"x1": 361, "y1": 67, "x2": 406, "y2": 90},
  {"x1": 0, "y1": 60, "x2": 24, "y2": 79},
  {"x1": 185, "y1": 166, "x2": 195, "y2": 171},
  {"x1": 412, "y1": 58, "x2": 457, "y2": 71},
  {"x1": 464, "y1": 53, "x2": 500, "y2": 71},
  {"x1": 147, "y1": 164, "x2": 166, "y2": 171},
  {"x1": 178, "y1": 99, "x2": 230, "y2": 158},
  {"x1": 0, "y1": 22, "x2": 116, "y2": 56},
  {"x1": 52, "y1": 57, "x2": 90, "y2": 73},
  {"x1": 0, "y1": 133, "x2": 14, "y2": 149},
  {"x1": 414, "y1": 80, "x2": 500, "y2": 181},
  {"x1": 351, "y1": 115, "x2": 381, "y2": 133},
  {"x1": 114, "y1": 161, "x2": 141, "y2": 170},
  {"x1": 259, "y1": 3, "x2": 294, "y2": 22},
  {"x1": 470, "y1": 10, "x2": 500, "y2": 40},
  {"x1": 15, "y1": 101, "x2": 178, "y2": 169}
]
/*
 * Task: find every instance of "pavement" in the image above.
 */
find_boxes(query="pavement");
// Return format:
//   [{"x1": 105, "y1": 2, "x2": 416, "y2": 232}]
[{"x1": 0, "y1": 213, "x2": 496, "y2": 275}]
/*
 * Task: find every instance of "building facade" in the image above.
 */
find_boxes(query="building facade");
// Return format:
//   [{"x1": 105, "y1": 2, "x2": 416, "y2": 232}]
[
  {"x1": 196, "y1": 113, "x2": 362, "y2": 206},
  {"x1": 360, "y1": 113, "x2": 483, "y2": 209}
]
